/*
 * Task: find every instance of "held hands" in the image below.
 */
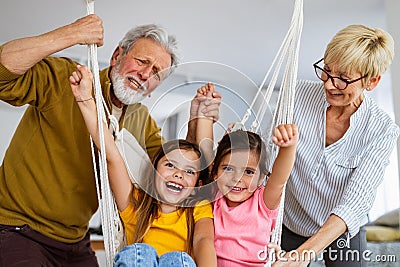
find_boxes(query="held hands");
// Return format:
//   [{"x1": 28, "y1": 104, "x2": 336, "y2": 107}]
[
  {"x1": 272, "y1": 124, "x2": 298, "y2": 148},
  {"x1": 69, "y1": 65, "x2": 94, "y2": 102},
  {"x1": 190, "y1": 82, "x2": 222, "y2": 122},
  {"x1": 197, "y1": 82, "x2": 215, "y2": 119}
]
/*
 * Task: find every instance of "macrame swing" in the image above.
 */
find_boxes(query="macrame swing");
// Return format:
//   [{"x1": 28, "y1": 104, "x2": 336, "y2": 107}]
[
  {"x1": 86, "y1": 1, "x2": 155, "y2": 266},
  {"x1": 85, "y1": 0, "x2": 303, "y2": 266},
  {"x1": 86, "y1": 1, "x2": 147, "y2": 266},
  {"x1": 225, "y1": 0, "x2": 303, "y2": 265},
  {"x1": 228, "y1": 0, "x2": 303, "y2": 265}
]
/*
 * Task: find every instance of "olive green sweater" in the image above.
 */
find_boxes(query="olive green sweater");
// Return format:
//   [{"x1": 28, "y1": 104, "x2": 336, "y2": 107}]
[{"x1": 0, "y1": 48, "x2": 163, "y2": 243}]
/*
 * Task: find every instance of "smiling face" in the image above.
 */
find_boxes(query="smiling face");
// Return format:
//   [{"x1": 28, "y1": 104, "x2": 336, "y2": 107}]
[
  {"x1": 214, "y1": 149, "x2": 263, "y2": 207},
  {"x1": 322, "y1": 62, "x2": 366, "y2": 108},
  {"x1": 155, "y1": 148, "x2": 201, "y2": 207},
  {"x1": 110, "y1": 37, "x2": 172, "y2": 106}
]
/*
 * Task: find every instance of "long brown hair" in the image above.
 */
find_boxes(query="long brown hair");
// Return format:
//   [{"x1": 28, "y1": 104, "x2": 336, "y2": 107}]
[{"x1": 131, "y1": 139, "x2": 212, "y2": 256}]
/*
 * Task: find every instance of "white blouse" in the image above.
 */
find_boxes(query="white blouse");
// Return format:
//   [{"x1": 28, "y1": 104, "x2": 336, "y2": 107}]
[{"x1": 283, "y1": 80, "x2": 399, "y2": 238}]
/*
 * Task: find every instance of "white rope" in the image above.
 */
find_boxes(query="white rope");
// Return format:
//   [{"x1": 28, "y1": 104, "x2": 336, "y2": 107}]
[
  {"x1": 242, "y1": 1, "x2": 303, "y2": 266},
  {"x1": 86, "y1": 1, "x2": 122, "y2": 266},
  {"x1": 254, "y1": 0, "x2": 303, "y2": 133}
]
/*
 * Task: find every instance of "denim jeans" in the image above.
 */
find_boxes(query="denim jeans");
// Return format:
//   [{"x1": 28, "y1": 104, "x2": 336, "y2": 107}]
[{"x1": 114, "y1": 243, "x2": 196, "y2": 267}]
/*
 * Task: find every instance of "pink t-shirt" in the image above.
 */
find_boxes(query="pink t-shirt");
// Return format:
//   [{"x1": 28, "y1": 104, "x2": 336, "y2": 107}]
[{"x1": 213, "y1": 186, "x2": 278, "y2": 267}]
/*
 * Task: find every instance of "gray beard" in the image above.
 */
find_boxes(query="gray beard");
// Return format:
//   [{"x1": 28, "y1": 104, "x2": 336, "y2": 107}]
[{"x1": 111, "y1": 72, "x2": 147, "y2": 105}]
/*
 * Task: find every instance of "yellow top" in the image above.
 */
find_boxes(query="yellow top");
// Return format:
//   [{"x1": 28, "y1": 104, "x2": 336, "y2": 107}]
[{"x1": 120, "y1": 200, "x2": 213, "y2": 256}]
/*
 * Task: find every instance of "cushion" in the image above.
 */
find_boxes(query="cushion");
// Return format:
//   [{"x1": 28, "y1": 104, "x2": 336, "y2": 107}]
[
  {"x1": 365, "y1": 225, "x2": 400, "y2": 242},
  {"x1": 372, "y1": 208, "x2": 400, "y2": 227}
]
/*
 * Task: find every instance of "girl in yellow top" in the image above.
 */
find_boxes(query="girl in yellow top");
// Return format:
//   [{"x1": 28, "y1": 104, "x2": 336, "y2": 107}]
[{"x1": 69, "y1": 65, "x2": 216, "y2": 267}]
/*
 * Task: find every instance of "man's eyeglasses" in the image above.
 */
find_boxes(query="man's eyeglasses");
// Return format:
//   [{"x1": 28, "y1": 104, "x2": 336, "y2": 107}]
[{"x1": 313, "y1": 58, "x2": 367, "y2": 90}]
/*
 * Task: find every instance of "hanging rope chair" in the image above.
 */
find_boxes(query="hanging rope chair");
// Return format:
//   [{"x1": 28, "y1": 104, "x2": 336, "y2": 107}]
[
  {"x1": 218, "y1": 0, "x2": 303, "y2": 265},
  {"x1": 85, "y1": 0, "x2": 303, "y2": 266},
  {"x1": 86, "y1": 1, "x2": 128, "y2": 266},
  {"x1": 228, "y1": 1, "x2": 303, "y2": 265}
]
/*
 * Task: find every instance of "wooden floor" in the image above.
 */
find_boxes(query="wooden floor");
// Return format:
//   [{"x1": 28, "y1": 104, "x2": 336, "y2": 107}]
[{"x1": 91, "y1": 240, "x2": 105, "y2": 251}]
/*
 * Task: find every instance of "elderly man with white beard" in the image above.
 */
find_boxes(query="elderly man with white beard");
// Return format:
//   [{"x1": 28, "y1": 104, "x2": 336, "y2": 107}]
[{"x1": 0, "y1": 14, "x2": 221, "y2": 266}]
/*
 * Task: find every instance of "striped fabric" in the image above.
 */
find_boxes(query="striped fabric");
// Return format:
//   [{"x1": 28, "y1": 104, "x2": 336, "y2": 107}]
[{"x1": 283, "y1": 80, "x2": 399, "y2": 238}]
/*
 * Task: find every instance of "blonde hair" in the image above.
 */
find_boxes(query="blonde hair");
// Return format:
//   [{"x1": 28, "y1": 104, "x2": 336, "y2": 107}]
[{"x1": 324, "y1": 25, "x2": 394, "y2": 84}]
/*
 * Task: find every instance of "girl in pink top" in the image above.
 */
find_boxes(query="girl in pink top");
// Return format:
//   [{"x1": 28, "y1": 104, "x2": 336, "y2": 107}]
[{"x1": 196, "y1": 83, "x2": 298, "y2": 267}]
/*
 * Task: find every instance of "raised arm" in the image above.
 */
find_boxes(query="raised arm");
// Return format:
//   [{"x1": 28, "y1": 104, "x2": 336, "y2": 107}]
[
  {"x1": 1, "y1": 15, "x2": 103, "y2": 75},
  {"x1": 195, "y1": 83, "x2": 216, "y2": 168},
  {"x1": 69, "y1": 65, "x2": 132, "y2": 211},
  {"x1": 187, "y1": 84, "x2": 221, "y2": 144},
  {"x1": 263, "y1": 124, "x2": 298, "y2": 210}
]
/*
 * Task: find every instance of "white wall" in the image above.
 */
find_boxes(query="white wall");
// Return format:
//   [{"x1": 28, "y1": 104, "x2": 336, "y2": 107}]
[
  {"x1": 368, "y1": 73, "x2": 399, "y2": 220},
  {"x1": 0, "y1": 102, "x2": 25, "y2": 160},
  {"x1": 386, "y1": 0, "x2": 400, "y2": 204}
]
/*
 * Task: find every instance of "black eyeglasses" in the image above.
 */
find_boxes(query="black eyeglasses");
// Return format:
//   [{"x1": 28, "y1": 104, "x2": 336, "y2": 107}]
[{"x1": 313, "y1": 58, "x2": 367, "y2": 90}]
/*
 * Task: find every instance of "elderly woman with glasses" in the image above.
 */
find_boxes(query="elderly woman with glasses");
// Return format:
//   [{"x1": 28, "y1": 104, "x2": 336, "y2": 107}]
[{"x1": 272, "y1": 25, "x2": 399, "y2": 266}]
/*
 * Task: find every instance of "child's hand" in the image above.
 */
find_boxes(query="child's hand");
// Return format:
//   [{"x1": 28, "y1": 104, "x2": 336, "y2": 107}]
[
  {"x1": 196, "y1": 82, "x2": 213, "y2": 97},
  {"x1": 189, "y1": 82, "x2": 221, "y2": 122},
  {"x1": 69, "y1": 65, "x2": 94, "y2": 102},
  {"x1": 272, "y1": 124, "x2": 298, "y2": 148}
]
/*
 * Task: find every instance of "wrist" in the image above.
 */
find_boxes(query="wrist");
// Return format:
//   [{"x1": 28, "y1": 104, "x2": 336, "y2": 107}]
[
  {"x1": 197, "y1": 115, "x2": 214, "y2": 120},
  {"x1": 76, "y1": 97, "x2": 94, "y2": 103},
  {"x1": 295, "y1": 246, "x2": 316, "y2": 263}
]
